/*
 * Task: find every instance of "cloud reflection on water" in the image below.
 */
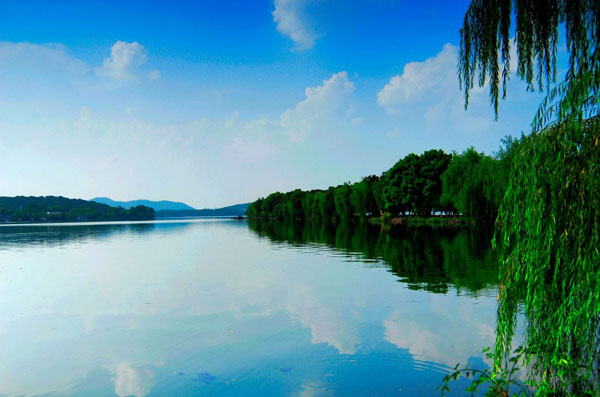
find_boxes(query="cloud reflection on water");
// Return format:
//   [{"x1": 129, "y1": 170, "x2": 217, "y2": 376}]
[
  {"x1": 0, "y1": 219, "x2": 501, "y2": 396},
  {"x1": 111, "y1": 363, "x2": 154, "y2": 397}
]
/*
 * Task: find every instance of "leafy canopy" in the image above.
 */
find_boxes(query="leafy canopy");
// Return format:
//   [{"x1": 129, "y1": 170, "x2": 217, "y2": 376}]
[
  {"x1": 458, "y1": 1, "x2": 600, "y2": 393},
  {"x1": 459, "y1": 0, "x2": 600, "y2": 127}
]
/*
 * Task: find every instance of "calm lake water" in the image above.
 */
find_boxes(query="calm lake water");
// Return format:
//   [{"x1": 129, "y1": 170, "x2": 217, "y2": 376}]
[{"x1": 0, "y1": 218, "x2": 500, "y2": 396}]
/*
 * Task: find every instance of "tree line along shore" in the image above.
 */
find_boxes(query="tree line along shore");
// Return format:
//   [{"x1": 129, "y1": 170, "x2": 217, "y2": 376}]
[
  {"x1": 0, "y1": 196, "x2": 155, "y2": 223},
  {"x1": 246, "y1": 144, "x2": 509, "y2": 225}
]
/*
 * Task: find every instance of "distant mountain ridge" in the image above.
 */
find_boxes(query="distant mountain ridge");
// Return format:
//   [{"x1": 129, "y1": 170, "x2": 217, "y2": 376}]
[
  {"x1": 92, "y1": 197, "x2": 195, "y2": 211},
  {"x1": 155, "y1": 203, "x2": 250, "y2": 218},
  {"x1": 92, "y1": 197, "x2": 250, "y2": 217}
]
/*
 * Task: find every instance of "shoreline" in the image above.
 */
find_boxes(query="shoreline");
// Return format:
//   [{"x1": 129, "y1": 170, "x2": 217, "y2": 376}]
[
  {"x1": 368, "y1": 216, "x2": 475, "y2": 227},
  {"x1": 246, "y1": 215, "x2": 479, "y2": 227},
  {"x1": 0, "y1": 216, "x2": 243, "y2": 227}
]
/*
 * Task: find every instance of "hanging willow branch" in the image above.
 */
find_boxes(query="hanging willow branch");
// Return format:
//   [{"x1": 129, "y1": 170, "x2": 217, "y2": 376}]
[
  {"x1": 456, "y1": 1, "x2": 600, "y2": 394},
  {"x1": 459, "y1": 0, "x2": 599, "y2": 127}
]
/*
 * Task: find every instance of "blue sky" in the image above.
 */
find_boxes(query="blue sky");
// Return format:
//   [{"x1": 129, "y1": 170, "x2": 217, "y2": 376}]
[{"x1": 0, "y1": 1, "x2": 559, "y2": 207}]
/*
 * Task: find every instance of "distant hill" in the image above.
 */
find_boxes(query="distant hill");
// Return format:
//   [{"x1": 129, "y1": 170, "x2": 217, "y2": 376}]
[
  {"x1": 155, "y1": 203, "x2": 250, "y2": 218},
  {"x1": 92, "y1": 197, "x2": 195, "y2": 211},
  {"x1": 0, "y1": 196, "x2": 154, "y2": 222}
]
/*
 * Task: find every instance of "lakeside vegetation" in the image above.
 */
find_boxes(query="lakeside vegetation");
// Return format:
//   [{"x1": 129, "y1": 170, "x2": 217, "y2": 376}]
[
  {"x1": 248, "y1": 119, "x2": 599, "y2": 394},
  {"x1": 248, "y1": 0, "x2": 600, "y2": 393},
  {"x1": 439, "y1": 0, "x2": 600, "y2": 394},
  {"x1": 0, "y1": 196, "x2": 155, "y2": 223},
  {"x1": 247, "y1": 147, "x2": 505, "y2": 224},
  {"x1": 249, "y1": 219, "x2": 499, "y2": 295}
]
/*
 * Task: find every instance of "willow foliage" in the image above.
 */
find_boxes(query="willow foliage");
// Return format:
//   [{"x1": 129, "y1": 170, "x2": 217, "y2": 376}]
[
  {"x1": 494, "y1": 119, "x2": 600, "y2": 393},
  {"x1": 458, "y1": 1, "x2": 600, "y2": 392},
  {"x1": 459, "y1": 0, "x2": 600, "y2": 125}
]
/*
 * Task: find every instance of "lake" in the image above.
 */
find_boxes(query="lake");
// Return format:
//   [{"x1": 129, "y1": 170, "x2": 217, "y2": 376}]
[{"x1": 0, "y1": 218, "x2": 500, "y2": 396}]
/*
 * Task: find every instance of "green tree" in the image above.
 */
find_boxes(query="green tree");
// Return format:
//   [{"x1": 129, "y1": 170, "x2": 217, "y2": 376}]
[
  {"x1": 349, "y1": 181, "x2": 368, "y2": 217},
  {"x1": 382, "y1": 150, "x2": 450, "y2": 216},
  {"x1": 456, "y1": 1, "x2": 600, "y2": 394},
  {"x1": 246, "y1": 198, "x2": 263, "y2": 218},
  {"x1": 301, "y1": 192, "x2": 315, "y2": 219},
  {"x1": 316, "y1": 188, "x2": 336, "y2": 220},
  {"x1": 349, "y1": 177, "x2": 380, "y2": 218},
  {"x1": 0, "y1": 196, "x2": 153, "y2": 222},
  {"x1": 417, "y1": 149, "x2": 451, "y2": 215},
  {"x1": 459, "y1": 0, "x2": 600, "y2": 126},
  {"x1": 285, "y1": 189, "x2": 305, "y2": 219},
  {"x1": 440, "y1": 148, "x2": 506, "y2": 220},
  {"x1": 334, "y1": 183, "x2": 352, "y2": 219},
  {"x1": 381, "y1": 154, "x2": 413, "y2": 215}
]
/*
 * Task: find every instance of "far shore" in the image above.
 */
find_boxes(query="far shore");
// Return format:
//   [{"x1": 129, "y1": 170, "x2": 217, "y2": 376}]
[{"x1": 0, "y1": 215, "x2": 244, "y2": 227}]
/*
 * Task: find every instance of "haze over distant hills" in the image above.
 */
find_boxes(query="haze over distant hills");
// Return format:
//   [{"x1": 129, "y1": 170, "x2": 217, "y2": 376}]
[
  {"x1": 92, "y1": 197, "x2": 195, "y2": 211},
  {"x1": 154, "y1": 203, "x2": 250, "y2": 218},
  {"x1": 0, "y1": 196, "x2": 154, "y2": 222},
  {"x1": 93, "y1": 197, "x2": 250, "y2": 217}
]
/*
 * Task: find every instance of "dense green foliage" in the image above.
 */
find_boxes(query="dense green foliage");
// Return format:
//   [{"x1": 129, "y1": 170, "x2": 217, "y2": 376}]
[
  {"x1": 440, "y1": 147, "x2": 508, "y2": 221},
  {"x1": 247, "y1": 149, "x2": 504, "y2": 222},
  {"x1": 456, "y1": 0, "x2": 600, "y2": 394},
  {"x1": 459, "y1": 0, "x2": 600, "y2": 124},
  {"x1": 382, "y1": 150, "x2": 451, "y2": 216},
  {"x1": 248, "y1": 219, "x2": 499, "y2": 296},
  {"x1": 494, "y1": 119, "x2": 600, "y2": 394},
  {"x1": 0, "y1": 196, "x2": 154, "y2": 222}
]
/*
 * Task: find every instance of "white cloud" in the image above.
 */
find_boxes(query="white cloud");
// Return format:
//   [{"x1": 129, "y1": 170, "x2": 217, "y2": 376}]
[
  {"x1": 377, "y1": 43, "x2": 457, "y2": 112},
  {"x1": 0, "y1": 42, "x2": 90, "y2": 85},
  {"x1": 280, "y1": 71, "x2": 355, "y2": 142},
  {"x1": 0, "y1": 66, "x2": 371, "y2": 204},
  {"x1": 374, "y1": 43, "x2": 540, "y2": 152},
  {"x1": 272, "y1": 0, "x2": 319, "y2": 51},
  {"x1": 97, "y1": 41, "x2": 149, "y2": 81},
  {"x1": 0, "y1": 41, "x2": 158, "y2": 92}
]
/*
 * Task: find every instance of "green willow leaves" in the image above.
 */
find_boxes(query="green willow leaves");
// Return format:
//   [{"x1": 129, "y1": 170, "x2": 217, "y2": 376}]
[
  {"x1": 459, "y1": 0, "x2": 600, "y2": 126},
  {"x1": 459, "y1": 0, "x2": 600, "y2": 393},
  {"x1": 494, "y1": 119, "x2": 600, "y2": 394}
]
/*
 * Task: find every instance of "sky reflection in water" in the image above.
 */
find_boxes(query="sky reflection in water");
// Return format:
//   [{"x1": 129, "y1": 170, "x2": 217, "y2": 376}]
[{"x1": 0, "y1": 219, "x2": 499, "y2": 396}]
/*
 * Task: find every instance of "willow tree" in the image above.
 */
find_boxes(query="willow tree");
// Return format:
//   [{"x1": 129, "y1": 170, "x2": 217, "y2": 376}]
[
  {"x1": 460, "y1": 0, "x2": 599, "y2": 126},
  {"x1": 458, "y1": 0, "x2": 600, "y2": 394}
]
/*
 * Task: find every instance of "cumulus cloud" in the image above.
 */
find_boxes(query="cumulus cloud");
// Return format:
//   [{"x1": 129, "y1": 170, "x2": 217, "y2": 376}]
[
  {"x1": 272, "y1": 0, "x2": 319, "y2": 51},
  {"x1": 373, "y1": 42, "x2": 539, "y2": 151},
  {"x1": 97, "y1": 41, "x2": 149, "y2": 81},
  {"x1": 377, "y1": 43, "x2": 458, "y2": 112},
  {"x1": 280, "y1": 71, "x2": 355, "y2": 142},
  {"x1": 0, "y1": 40, "x2": 158, "y2": 90}
]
